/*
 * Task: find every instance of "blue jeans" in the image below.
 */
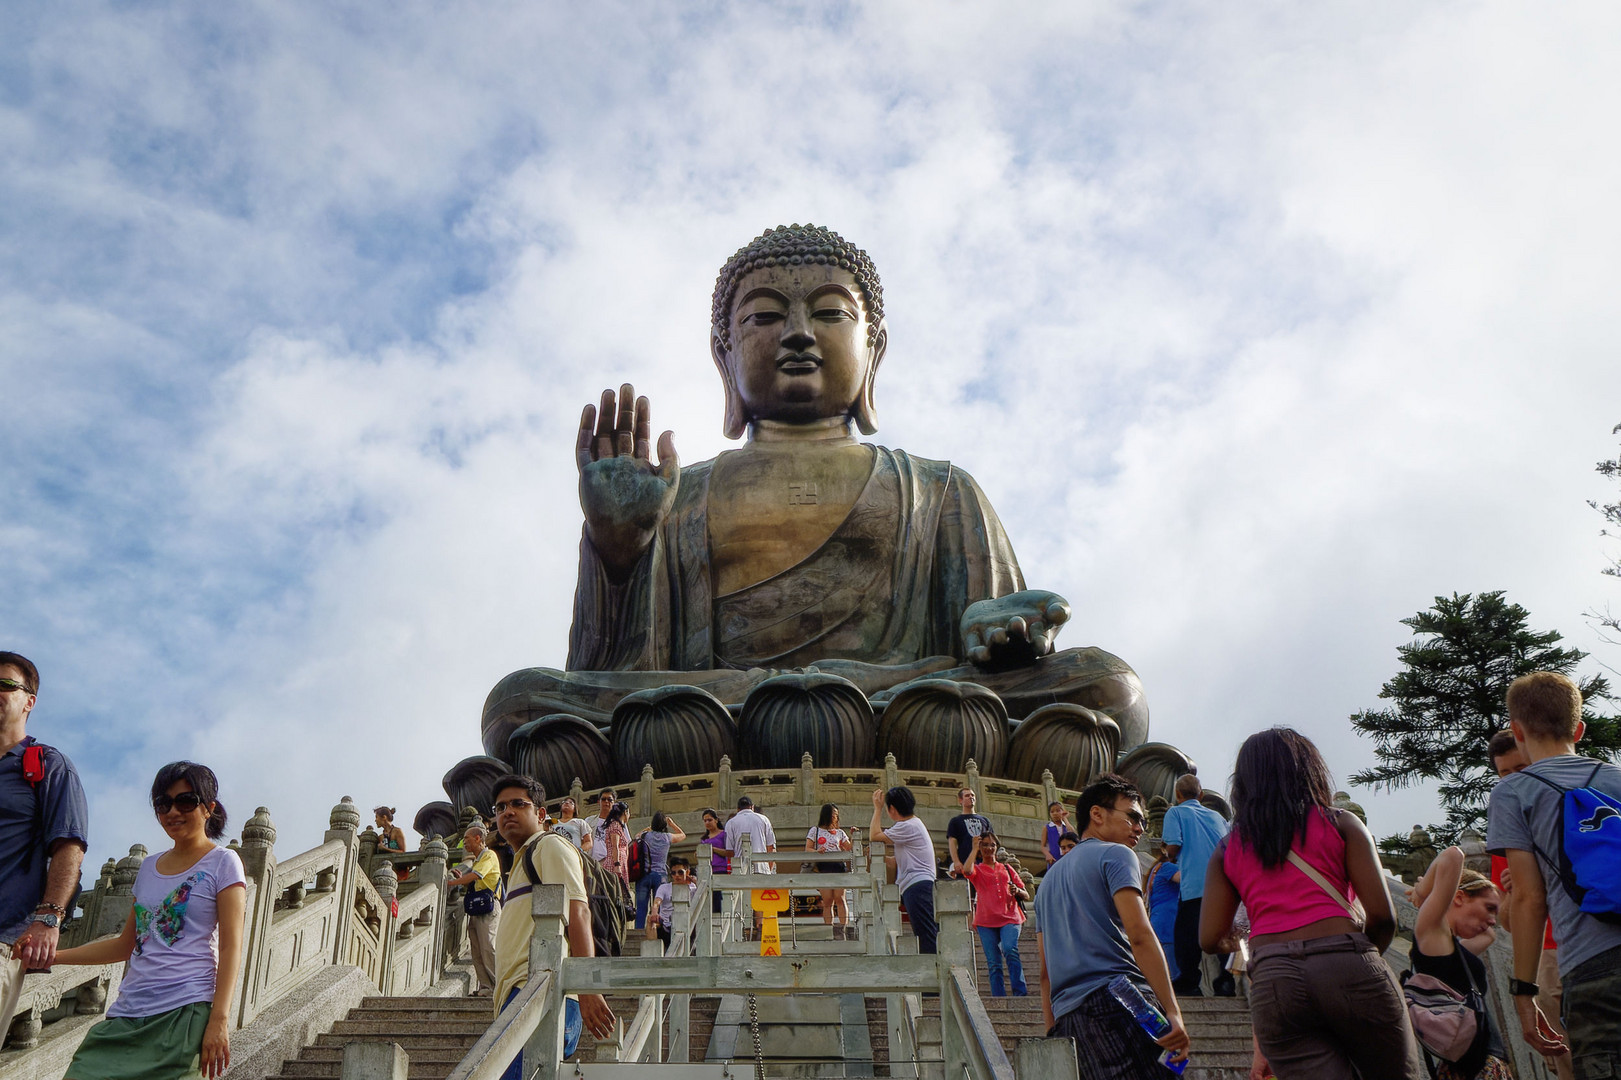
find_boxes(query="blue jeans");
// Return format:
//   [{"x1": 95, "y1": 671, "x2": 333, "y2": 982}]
[
  {"x1": 976, "y1": 924, "x2": 1026, "y2": 996},
  {"x1": 901, "y1": 880, "x2": 938, "y2": 955},
  {"x1": 500, "y1": 985, "x2": 581, "y2": 1080},
  {"x1": 635, "y1": 871, "x2": 665, "y2": 929}
]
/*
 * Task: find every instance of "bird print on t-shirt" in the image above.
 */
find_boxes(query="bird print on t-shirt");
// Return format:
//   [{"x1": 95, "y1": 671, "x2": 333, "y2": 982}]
[{"x1": 132, "y1": 873, "x2": 204, "y2": 954}]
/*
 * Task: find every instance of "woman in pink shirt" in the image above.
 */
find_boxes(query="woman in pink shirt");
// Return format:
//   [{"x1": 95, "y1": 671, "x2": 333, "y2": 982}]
[
  {"x1": 1199, "y1": 728, "x2": 1424, "y2": 1080},
  {"x1": 962, "y1": 831, "x2": 1029, "y2": 996}
]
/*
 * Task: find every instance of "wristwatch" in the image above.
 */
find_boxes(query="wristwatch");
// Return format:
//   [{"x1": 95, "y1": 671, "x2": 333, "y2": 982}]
[
  {"x1": 28, "y1": 912, "x2": 61, "y2": 930},
  {"x1": 1508, "y1": 978, "x2": 1540, "y2": 997}
]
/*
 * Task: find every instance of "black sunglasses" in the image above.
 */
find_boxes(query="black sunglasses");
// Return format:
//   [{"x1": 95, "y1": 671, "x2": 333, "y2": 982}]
[
  {"x1": 154, "y1": 792, "x2": 207, "y2": 814},
  {"x1": 0, "y1": 678, "x2": 31, "y2": 693}
]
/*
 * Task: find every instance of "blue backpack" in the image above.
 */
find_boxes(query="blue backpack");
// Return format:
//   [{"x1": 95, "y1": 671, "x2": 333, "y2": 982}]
[{"x1": 1524, "y1": 762, "x2": 1621, "y2": 924}]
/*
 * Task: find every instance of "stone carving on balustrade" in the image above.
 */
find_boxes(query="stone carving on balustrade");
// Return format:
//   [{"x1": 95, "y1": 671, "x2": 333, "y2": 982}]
[{"x1": 1332, "y1": 790, "x2": 1368, "y2": 825}]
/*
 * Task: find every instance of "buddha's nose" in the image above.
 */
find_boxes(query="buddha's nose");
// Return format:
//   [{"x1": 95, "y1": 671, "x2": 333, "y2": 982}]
[{"x1": 781, "y1": 310, "x2": 814, "y2": 351}]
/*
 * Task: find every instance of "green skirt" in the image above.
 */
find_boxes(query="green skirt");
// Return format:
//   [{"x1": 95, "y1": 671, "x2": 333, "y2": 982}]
[{"x1": 66, "y1": 1000, "x2": 211, "y2": 1080}]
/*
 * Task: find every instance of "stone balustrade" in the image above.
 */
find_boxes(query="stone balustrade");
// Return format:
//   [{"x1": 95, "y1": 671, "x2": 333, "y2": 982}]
[
  {"x1": 0, "y1": 796, "x2": 469, "y2": 1078},
  {"x1": 536, "y1": 751, "x2": 1081, "y2": 873}
]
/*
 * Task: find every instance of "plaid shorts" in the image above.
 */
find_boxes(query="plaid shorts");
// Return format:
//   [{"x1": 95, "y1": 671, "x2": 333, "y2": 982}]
[{"x1": 1049, "y1": 984, "x2": 1167, "y2": 1080}]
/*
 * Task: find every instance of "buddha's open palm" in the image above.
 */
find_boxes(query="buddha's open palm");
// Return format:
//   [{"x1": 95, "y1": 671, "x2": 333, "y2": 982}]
[
  {"x1": 961, "y1": 590, "x2": 1071, "y2": 669},
  {"x1": 577, "y1": 384, "x2": 679, "y2": 576}
]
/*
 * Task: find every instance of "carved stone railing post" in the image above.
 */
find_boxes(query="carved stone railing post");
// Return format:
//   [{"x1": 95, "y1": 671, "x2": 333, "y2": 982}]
[
  {"x1": 236, "y1": 807, "x2": 278, "y2": 1027},
  {"x1": 525, "y1": 885, "x2": 569, "y2": 1080},
  {"x1": 418, "y1": 837, "x2": 450, "y2": 988},
  {"x1": 639, "y1": 764, "x2": 656, "y2": 817},
  {"x1": 965, "y1": 759, "x2": 981, "y2": 805},
  {"x1": 799, "y1": 752, "x2": 816, "y2": 805},
  {"x1": 372, "y1": 861, "x2": 399, "y2": 994},
  {"x1": 569, "y1": 776, "x2": 585, "y2": 814},
  {"x1": 884, "y1": 752, "x2": 900, "y2": 792},
  {"x1": 358, "y1": 825, "x2": 380, "y2": 876},
  {"x1": 935, "y1": 880, "x2": 975, "y2": 1075},
  {"x1": 1041, "y1": 768, "x2": 1059, "y2": 815},
  {"x1": 325, "y1": 796, "x2": 363, "y2": 966},
  {"x1": 91, "y1": 844, "x2": 146, "y2": 940},
  {"x1": 718, "y1": 755, "x2": 735, "y2": 809}
]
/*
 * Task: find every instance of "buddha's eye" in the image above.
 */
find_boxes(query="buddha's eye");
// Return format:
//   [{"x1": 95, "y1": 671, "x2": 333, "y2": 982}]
[
  {"x1": 741, "y1": 310, "x2": 785, "y2": 326},
  {"x1": 814, "y1": 307, "x2": 855, "y2": 322}
]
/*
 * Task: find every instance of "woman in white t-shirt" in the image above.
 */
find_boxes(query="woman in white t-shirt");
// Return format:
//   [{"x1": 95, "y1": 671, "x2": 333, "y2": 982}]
[
  {"x1": 58, "y1": 762, "x2": 248, "y2": 1080},
  {"x1": 804, "y1": 803, "x2": 853, "y2": 935}
]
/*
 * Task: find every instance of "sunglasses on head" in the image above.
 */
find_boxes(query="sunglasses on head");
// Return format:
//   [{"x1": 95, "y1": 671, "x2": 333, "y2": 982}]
[
  {"x1": 154, "y1": 792, "x2": 206, "y2": 814},
  {"x1": 0, "y1": 678, "x2": 31, "y2": 693}
]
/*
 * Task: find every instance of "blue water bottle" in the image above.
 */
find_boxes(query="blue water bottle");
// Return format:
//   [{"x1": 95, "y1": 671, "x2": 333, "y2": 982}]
[{"x1": 1105, "y1": 974, "x2": 1189, "y2": 1075}]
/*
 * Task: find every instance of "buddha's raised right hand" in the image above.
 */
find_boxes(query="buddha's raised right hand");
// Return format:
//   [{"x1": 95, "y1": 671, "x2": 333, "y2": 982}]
[{"x1": 577, "y1": 384, "x2": 679, "y2": 579}]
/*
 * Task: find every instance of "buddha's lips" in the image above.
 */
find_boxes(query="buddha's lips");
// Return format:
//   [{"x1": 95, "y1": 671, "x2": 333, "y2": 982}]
[{"x1": 778, "y1": 354, "x2": 821, "y2": 373}]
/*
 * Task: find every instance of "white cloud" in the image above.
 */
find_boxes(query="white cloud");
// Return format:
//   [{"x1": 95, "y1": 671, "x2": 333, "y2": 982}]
[{"x1": 5, "y1": 2, "x2": 1620, "y2": 872}]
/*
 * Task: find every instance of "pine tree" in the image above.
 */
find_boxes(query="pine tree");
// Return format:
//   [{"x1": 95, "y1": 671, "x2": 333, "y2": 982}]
[
  {"x1": 1589, "y1": 421, "x2": 1621, "y2": 646},
  {"x1": 1350, "y1": 591, "x2": 1617, "y2": 843}
]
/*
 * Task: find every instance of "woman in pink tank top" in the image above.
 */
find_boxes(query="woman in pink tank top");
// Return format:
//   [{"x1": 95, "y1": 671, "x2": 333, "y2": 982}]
[{"x1": 1198, "y1": 728, "x2": 1425, "y2": 1080}]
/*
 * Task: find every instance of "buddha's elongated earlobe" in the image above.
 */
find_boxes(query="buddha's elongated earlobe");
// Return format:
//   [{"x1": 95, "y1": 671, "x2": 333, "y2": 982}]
[
  {"x1": 851, "y1": 322, "x2": 887, "y2": 436},
  {"x1": 712, "y1": 333, "x2": 748, "y2": 439}
]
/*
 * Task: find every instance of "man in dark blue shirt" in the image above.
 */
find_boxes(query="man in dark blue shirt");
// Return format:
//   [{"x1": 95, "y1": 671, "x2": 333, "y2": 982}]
[{"x1": 1, "y1": 652, "x2": 90, "y2": 1046}]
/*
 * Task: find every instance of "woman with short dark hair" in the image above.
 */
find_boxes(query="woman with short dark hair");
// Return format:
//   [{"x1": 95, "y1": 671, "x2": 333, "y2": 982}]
[{"x1": 58, "y1": 762, "x2": 247, "y2": 1079}]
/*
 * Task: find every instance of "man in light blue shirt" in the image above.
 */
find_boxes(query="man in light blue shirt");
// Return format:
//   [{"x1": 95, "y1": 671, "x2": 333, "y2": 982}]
[{"x1": 1160, "y1": 773, "x2": 1229, "y2": 996}]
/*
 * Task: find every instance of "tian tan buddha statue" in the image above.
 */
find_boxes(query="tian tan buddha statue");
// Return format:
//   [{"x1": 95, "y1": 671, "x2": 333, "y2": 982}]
[{"x1": 461, "y1": 224, "x2": 1161, "y2": 801}]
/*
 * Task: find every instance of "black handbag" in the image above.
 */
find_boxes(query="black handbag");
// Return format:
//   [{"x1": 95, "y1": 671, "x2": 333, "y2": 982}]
[{"x1": 464, "y1": 886, "x2": 495, "y2": 916}]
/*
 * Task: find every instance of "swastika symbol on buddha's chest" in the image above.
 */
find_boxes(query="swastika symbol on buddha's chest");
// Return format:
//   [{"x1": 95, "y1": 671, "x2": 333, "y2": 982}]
[{"x1": 787, "y1": 482, "x2": 820, "y2": 505}]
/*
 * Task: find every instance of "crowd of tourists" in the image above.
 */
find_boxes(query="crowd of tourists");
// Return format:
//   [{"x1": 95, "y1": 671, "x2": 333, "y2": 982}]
[{"x1": 6, "y1": 646, "x2": 1620, "y2": 1080}]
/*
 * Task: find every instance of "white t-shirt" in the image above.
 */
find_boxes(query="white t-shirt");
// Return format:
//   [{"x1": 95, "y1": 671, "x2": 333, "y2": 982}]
[
  {"x1": 725, "y1": 809, "x2": 777, "y2": 874},
  {"x1": 553, "y1": 817, "x2": 592, "y2": 851},
  {"x1": 885, "y1": 816, "x2": 936, "y2": 892},
  {"x1": 591, "y1": 813, "x2": 611, "y2": 860},
  {"x1": 109, "y1": 846, "x2": 247, "y2": 1018}
]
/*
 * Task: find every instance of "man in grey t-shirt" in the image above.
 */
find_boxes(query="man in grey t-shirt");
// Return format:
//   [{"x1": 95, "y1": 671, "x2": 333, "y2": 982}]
[
  {"x1": 1486, "y1": 671, "x2": 1621, "y2": 1077},
  {"x1": 1035, "y1": 773, "x2": 1188, "y2": 1078}
]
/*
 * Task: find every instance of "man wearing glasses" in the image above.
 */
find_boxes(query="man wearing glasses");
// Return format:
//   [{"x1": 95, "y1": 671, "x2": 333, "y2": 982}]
[
  {"x1": 488, "y1": 774, "x2": 613, "y2": 1075},
  {"x1": 1, "y1": 651, "x2": 89, "y2": 1048},
  {"x1": 590, "y1": 789, "x2": 616, "y2": 863},
  {"x1": 1035, "y1": 774, "x2": 1189, "y2": 1077}
]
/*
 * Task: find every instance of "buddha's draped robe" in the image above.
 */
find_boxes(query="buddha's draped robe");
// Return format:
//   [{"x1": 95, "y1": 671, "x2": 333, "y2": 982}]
[
  {"x1": 569, "y1": 447, "x2": 1021, "y2": 672},
  {"x1": 480, "y1": 446, "x2": 1146, "y2": 758}
]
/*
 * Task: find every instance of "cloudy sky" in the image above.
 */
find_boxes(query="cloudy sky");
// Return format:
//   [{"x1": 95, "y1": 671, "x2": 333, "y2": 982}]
[{"x1": 5, "y1": 2, "x2": 1619, "y2": 874}]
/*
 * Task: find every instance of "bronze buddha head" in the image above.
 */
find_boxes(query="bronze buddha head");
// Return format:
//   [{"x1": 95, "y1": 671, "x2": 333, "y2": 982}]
[{"x1": 710, "y1": 224, "x2": 887, "y2": 439}]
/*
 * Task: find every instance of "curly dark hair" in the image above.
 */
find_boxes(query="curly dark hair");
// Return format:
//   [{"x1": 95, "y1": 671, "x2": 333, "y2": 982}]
[
  {"x1": 711, "y1": 224, "x2": 884, "y2": 351},
  {"x1": 1230, "y1": 727, "x2": 1335, "y2": 869}
]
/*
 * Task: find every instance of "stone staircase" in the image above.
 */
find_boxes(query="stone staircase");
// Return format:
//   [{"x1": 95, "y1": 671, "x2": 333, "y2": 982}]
[
  {"x1": 910, "y1": 933, "x2": 1254, "y2": 1079},
  {"x1": 267, "y1": 996, "x2": 492, "y2": 1080}
]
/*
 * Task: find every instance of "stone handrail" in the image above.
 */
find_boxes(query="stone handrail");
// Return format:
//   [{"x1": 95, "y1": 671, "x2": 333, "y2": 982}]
[
  {"x1": 543, "y1": 751, "x2": 1080, "y2": 874},
  {"x1": 440, "y1": 970, "x2": 552, "y2": 1080},
  {"x1": 945, "y1": 965, "x2": 1018, "y2": 1080},
  {"x1": 2, "y1": 795, "x2": 467, "y2": 1070}
]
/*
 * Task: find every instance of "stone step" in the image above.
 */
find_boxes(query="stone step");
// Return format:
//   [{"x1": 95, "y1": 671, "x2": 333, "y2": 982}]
[
  {"x1": 355, "y1": 995, "x2": 491, "y2": 1011},
  {"x1": 312, "y1": 1032, "x2": 481, "y2": 1052},
  {"x1": 327, "y1": 1019, "x2": 488, "y2": 1038}
]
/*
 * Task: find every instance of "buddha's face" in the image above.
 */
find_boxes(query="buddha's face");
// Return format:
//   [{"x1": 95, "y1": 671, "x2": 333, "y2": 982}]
[{"x1": 719, "y1": 263, "x2": 885, "y2": 428}]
